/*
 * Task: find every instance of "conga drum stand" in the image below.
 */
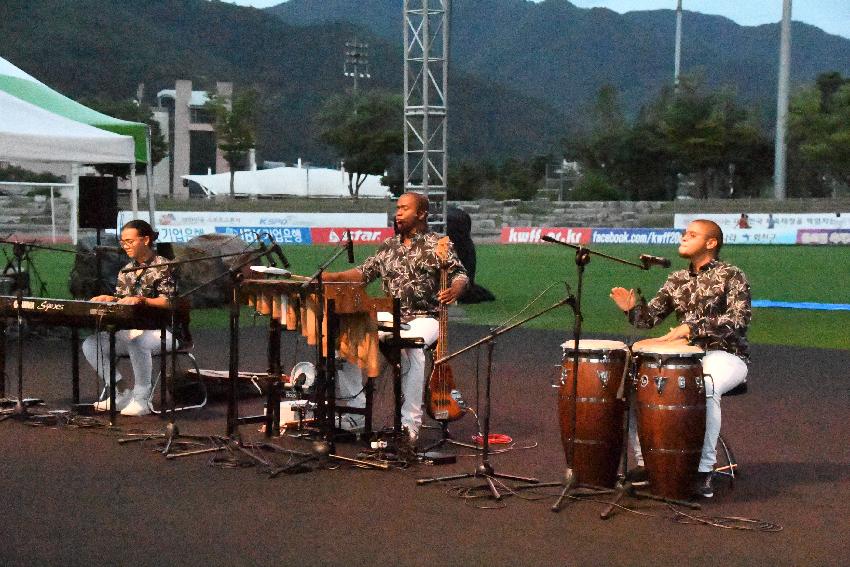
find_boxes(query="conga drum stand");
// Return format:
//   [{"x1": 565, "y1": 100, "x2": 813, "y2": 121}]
[{"x1": 417, "y1": 295, "x2": 574, "y2": 501}]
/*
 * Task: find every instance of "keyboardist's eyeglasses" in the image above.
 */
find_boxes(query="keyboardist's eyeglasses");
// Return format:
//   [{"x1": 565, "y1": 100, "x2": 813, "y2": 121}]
[{"x1": 119, "y1": 238, "x2": 141, "y2": 247}]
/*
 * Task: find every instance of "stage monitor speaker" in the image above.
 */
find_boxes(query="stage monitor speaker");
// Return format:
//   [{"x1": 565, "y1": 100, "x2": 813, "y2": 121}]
[{"x1": 78, "y1": 176, "x2": 118, "y2": 230}]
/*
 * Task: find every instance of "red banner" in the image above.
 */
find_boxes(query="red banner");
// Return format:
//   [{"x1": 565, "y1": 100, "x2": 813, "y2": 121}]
[
  {"x1": 500, "y1": 227, "x2": 592, "y2": 244},
  {"x1": 310, "y1": 227, "x2": 394, "y2": 244}
]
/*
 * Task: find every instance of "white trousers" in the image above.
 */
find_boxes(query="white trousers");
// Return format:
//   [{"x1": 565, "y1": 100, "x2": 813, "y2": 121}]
[
  {"x1": 630, "y1": 350, "x2": 749, "y2": 473},
  {"x1": 82, "y1": 329, "x2": 174, "y2": 400},
  {"x1": 336, "y1": 315, "x2": 439, "y2": 438}
]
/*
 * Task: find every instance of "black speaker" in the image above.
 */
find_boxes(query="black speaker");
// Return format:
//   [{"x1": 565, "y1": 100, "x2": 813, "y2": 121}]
[{"x1": 78, "y1": 176, "x2": 118, "y2": 229}]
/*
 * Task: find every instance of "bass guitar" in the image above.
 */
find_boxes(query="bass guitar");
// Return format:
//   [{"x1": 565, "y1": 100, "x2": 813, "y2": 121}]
[{"x1": 424, "y1": 237, "x2": 467, "y2": 422}]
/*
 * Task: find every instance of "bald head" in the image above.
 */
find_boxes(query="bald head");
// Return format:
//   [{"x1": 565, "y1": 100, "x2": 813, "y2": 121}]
[{"x1": 694, "y1": 219, "x2": 723, "y2": 256}]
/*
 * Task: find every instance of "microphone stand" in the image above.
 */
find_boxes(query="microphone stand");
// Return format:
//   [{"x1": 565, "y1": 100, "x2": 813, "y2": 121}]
[
  {"x1": 119, "y1": 244, "x2": 276, "y2": 457},
  {"x1": 541, "y1": 237, "x2": 700, "y2": 515},
  {"x1": 416, "y1": 294, "x2": 574, "y2": 501},
  {"x1": 268, "y1": 241, "x2": 389, "y2": 475}
]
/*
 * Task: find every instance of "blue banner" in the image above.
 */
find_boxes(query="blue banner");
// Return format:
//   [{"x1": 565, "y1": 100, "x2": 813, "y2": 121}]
[
  {"x1": 214, "y1": 226, "x2": 312, "y2": 245},
  {"x1": 590, "y1": 228, "x2": 682, "y2": 245}
]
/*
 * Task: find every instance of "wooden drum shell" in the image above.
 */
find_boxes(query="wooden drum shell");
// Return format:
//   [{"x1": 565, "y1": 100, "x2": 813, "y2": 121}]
[
  {"x1": 558, "y1": 342, "x2": 627, "y2": 488},
  {"x1": 634, "y1": 352, "x2": 706, "y2": 500}
]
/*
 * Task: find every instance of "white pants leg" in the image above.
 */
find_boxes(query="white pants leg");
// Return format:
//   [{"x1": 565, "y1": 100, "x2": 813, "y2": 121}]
[
  {"x1": 82, "y1": 329, "x2": 174, "y2": 400},
  {"x1": 630, "y1": 349, "x2": 748, "y2": 472},
  {"x1": 334, "y1": 315, "x2": 439, "y2": 438},
  {"x1": 699, "y1": 350, "x2": 748, "y2": 472}
]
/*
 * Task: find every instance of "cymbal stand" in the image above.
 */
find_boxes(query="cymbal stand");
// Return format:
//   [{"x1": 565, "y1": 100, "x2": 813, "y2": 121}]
[{"x1": 417, "y1": 295, "x2": 575, "y2": 500}]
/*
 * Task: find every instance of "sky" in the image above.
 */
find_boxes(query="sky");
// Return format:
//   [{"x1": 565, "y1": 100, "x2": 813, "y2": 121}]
[{"x1": 229, "y1": 0, "x2": 849, "y2": 40}]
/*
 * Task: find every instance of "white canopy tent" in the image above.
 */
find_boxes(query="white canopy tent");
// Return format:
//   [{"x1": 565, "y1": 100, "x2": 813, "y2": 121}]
[
  {"x1": 0, "y1": 90, "x2": 135, "y2": 164},
  {"x1": 184, "y1": 165, "x2": 390, "y2": 199}
]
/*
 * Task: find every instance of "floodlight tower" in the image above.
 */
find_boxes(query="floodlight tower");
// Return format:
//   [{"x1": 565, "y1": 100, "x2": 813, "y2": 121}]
[
  {"x1": 674, "y1": 0, "x2": 683, "y2": 89},
  {"x1": 403, "y1": 0, "x2": 449, "y2": 229},
  {"x1": 344, "y1": 37, "x2": 371, "y2": 94}
]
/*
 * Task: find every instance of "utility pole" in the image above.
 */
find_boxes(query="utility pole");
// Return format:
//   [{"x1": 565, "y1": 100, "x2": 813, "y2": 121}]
[
  {"x1": 774, "y1": 0, "x2": 792, "y2": 200},
  {"x1": 344, "y1": 37, "x2": 370, "y2": 94},
  {"x1": 403, "y1": 0, "x2": 449, "y2": 230},
  {"x1": 674, "y1": 0, "x2": 683, "y2": 90}
]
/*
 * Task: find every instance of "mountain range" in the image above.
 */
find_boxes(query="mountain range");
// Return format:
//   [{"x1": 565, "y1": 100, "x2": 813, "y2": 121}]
[{"x1": 2, "y1": 0, "x2": 849, "y2": 165}]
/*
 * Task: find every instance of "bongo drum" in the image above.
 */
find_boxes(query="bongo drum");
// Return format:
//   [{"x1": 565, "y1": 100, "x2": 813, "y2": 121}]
[
  {"x1": 632, "y1": 343, "x2": 706, "y2": 500},
  {"x1": 558, "y1": 340, "x2": 628, "y2": 488}
]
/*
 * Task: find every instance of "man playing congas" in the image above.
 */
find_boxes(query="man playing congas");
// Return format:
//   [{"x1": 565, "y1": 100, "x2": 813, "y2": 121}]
[{"x1": 610, "y1": 219, "x2": 751, "y2": 498}]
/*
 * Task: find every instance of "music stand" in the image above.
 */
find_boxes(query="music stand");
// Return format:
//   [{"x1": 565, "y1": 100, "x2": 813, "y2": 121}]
[{"x1": 417, "y1": 295, "x2": 574, "y2": 500}]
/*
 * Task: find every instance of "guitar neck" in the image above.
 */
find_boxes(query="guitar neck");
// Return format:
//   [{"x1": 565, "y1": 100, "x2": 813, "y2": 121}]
[{"x1": 437, "y1": 268, "x2": 448, "y2": 359}]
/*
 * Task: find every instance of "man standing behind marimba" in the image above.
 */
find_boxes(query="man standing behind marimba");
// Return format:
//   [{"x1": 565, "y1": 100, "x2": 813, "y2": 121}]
[
  {"x1": 610, "y1": 219, "x2": 751, "y2": 498},
  {"x1": 324, "y1": 192, "x2": 468, "y2": 446}
]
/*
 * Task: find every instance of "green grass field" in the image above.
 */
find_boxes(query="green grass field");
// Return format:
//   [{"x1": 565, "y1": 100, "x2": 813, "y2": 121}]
[{"x1": 6, "y1": 242, "x2": 848, "y2": 351}]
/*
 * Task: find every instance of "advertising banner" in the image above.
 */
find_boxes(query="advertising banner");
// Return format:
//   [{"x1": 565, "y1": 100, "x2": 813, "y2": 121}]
[
  {"x1": 796, "y1": 229, "x2": 850, "y2": 245},
  {"x1": 590, "y1": 228, "x2": 683, "y2": 245},
  {"x1": 674, "y1": 212, "x2": 849, "y2": 231},
  {"x1": 117, "y1": 211, "x2": 388, "y2": 243},
  {"x1": 310, "y1": 227, "x2": 395, "y2": 244},
  {"x1": 500, "y1": 227, "x2": 592, "y2": 244}
]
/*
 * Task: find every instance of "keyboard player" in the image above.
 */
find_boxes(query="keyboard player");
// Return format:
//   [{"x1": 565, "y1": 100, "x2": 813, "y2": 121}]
[{"x1": 81, "y1": 220, "x2": 176, "y2": 416}]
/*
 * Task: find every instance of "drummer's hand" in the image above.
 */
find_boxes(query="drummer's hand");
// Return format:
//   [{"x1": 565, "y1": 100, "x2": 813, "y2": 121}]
[
  {"x1": 659, "y1": 323, "x2": 690, "y2": 341},
  {"x1": 610, "y1": 287, "x2": 636, "y2": 312},
  {"x1": 90, "y1": 295, "x2": 115, "y2": 303}
]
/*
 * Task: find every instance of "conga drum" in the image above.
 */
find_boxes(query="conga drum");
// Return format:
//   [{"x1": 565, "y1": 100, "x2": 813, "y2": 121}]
[
  {"x1": 558, "y1": 340, "x2": 628, "y2": 488},
  {"x1": 633, "y1": 343, "x2": 706, "y2": 500}
]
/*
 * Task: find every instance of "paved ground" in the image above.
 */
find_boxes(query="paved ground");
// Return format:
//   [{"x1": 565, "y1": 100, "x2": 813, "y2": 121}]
[{"x1": 1, "y1": 323, "x2": 848, "y2": 566}]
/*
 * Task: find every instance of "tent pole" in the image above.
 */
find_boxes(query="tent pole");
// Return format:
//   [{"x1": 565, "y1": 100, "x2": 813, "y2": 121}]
[
  {"x1": 146, "y1": 127, "x2": 156, "y2": 230},
  {"x1": 70, "y1": 164, "x2": 80, "y2": 245},
  {"x1": 50, "y1": 185, "x2": 56, "y2": 243},
  {"x1": 130, "y1": 162, "x2": 138, "y2": 218}
]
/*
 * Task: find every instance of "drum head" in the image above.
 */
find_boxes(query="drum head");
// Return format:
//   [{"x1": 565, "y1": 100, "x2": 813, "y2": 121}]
[
  {"x1": 632, "y1": 343, "x2": 704, "y2": 356},
  {"x1": 290, "y1": 361, "x2": 316, "y2": 390},
  {"x1": 561, "y1": 339, "x2": 628, "y2": 352}
]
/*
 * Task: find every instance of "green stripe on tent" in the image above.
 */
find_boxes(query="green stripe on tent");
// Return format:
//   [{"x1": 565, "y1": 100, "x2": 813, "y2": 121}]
[{"x1": 0, "y1": 75, "x2": 148, "y2": 163}]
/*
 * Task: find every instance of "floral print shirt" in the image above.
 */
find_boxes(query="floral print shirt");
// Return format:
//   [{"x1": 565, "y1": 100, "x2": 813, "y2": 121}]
[
  {"x1": 115, "y1": 255, "x2": 176, "y2": 300},
  {"x1": 359, "y1": 232, "x2": 468, "y2": 321},
  {"x1": 627, "y1": 259, "x2": 751, "y2": 362}
]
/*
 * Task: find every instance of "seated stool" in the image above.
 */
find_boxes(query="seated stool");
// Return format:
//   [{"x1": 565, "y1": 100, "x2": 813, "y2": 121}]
[{"x1": 713, "y1": 381, "x2": 748, "y2": 486}]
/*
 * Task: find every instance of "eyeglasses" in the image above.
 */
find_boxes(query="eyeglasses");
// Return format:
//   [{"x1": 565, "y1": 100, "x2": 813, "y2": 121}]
[{"x1": 119, "y1": 238, "x2": 142, "y2": 247}]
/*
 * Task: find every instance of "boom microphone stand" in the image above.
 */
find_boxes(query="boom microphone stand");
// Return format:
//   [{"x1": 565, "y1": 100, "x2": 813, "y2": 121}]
[{"x1": 417, "y1": 293, "x2": 575, "y2": 500}]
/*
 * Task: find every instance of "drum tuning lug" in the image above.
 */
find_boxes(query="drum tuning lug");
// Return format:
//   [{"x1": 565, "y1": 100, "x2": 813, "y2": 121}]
[
  {"x1": 695, "y1": 375, "x2": 704, "y2": 393},
  {"x1": 639, "y1": 375, "x2": 649, "y2": 388},
  {"x1": 654, "y1": 376, "x2": 667, "y2": 394},
  {"x1": 678, "y1": 376, "x2": 687, "y2": 389},
  {"x1": 597, "y1": 370, "x2": 610, "y2": 389}
]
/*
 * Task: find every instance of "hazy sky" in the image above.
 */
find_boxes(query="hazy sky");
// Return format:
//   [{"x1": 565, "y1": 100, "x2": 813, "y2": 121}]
[{"x1": 229, "y1": 0, "x2": 849, "y2": 39}]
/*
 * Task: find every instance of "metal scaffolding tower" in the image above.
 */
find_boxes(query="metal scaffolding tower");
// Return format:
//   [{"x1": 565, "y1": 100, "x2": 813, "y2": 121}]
[{"x1": 403, "y1": 0, "x2": 449, "y2": 230}]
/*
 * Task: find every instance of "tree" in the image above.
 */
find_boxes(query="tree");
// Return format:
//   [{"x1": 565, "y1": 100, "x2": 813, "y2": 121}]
[
  {"x1": 316, "y1": 91, "x2": 403, "y2": 199},
  {"x1": 205, "y1": 90, "x2": 259, "y2": 198},
  {"x1": 82, "y1": 98, "x2": 168, "y2": 179},
  {"x1": 788, "y1": 73, "x2": 850, "y2": 196}
]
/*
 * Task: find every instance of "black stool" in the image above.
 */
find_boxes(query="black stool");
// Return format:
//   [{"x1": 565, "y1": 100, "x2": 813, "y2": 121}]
[{"x1": 713, "y1": 381, "x2": 748, "y2": 486}]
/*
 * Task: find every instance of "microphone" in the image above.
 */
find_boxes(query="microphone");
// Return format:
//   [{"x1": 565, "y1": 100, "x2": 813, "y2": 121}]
[
  {"x1": 639, "y1": 254, "x2": 671, "y2": 269},
  {"x1": 93, "y1": 245, "x2": 123, "y2": 254},
  {"x1": 541, "y1": 235, "x2": 561, "y2": 244},
  {"x1": 346, "y1": 229, "x2": 355, "y2": 264}
]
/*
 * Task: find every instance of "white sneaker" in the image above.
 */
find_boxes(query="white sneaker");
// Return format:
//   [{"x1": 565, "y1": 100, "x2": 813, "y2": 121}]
[
  {"x1": 339, "y1": 414, "x2": 366, "y2": 432},
  {"x1": 120, "y1": 398, "x2": 152, "y2": 416},
  {"x1": 93, "y1": 389, "x2": 133, "y2": 412}
]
